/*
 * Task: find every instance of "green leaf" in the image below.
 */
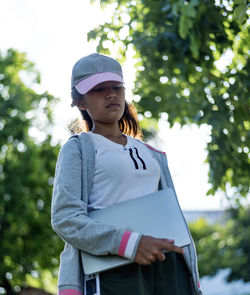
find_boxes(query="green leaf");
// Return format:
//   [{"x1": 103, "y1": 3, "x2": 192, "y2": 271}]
[
  {"x1": 233, "y1": 3, "x2": 249, "y2": 24},
  {"x1": 179, "y1": 14, "x2": 189, "y2": 39},
  {"x1": 185, "y1": 5, "x2": 196, "y2": 18},
  {"x1": 190, "y1": 0, "x2": 199, "y2": 7},
  {"x1": 234, "y1": 0, "x2": 246, "y2": 4},
  {"x1": 189, "y1": 33, "x2": 199, "y2": 59}
]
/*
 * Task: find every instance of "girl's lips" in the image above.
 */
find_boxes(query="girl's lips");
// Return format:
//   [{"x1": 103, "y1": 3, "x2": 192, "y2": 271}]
[{"x1": 106, "y1": 103, "x2": 120, "y2": 108}]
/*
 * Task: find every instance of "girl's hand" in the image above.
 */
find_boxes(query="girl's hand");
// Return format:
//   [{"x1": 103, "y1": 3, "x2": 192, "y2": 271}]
[{"x1": 134, "y1": 235, "x2": 185, "y2": 265}]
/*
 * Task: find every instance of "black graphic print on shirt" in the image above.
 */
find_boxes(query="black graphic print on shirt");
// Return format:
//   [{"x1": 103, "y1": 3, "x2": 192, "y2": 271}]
[{"x1": 129, "y1": 148, "x2": 147, "y2": 170}]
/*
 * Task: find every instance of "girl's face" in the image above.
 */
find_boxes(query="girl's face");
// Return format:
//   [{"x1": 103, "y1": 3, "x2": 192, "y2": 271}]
[{"x1": 79, "y1": 81, "x2": 126, "y2": 126}]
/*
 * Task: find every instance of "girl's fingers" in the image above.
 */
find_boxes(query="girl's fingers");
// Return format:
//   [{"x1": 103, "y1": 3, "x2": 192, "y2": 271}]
[
  {"x1": 159, "y1": 239, "x2": 185, "y2": 254},
  {"x1": 134, "y1": 236, "x2": 185, "y2": 265},
  {"x1": 156, "y1": 251, "x2": 166, "y2": 262}
]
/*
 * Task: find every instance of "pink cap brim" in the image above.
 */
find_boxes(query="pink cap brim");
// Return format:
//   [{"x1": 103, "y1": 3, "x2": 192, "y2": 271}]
[{"x1": 75, "y1": 72, "x2": 123, "y2": 95}]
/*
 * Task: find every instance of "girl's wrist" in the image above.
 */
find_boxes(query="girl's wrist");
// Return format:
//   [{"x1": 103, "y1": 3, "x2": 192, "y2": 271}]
[{"x1": 118, "y1": 231, "x2": 143, "y2": 260}]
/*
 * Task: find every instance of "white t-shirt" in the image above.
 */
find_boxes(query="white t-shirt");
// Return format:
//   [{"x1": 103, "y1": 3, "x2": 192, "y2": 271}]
[{"x1": 87, "y1": 132, "x2": 161, "y2": 211}]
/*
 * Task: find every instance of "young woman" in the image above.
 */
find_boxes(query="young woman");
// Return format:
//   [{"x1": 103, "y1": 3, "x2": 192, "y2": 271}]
[{"x1": 51, "y1": 53, "x2": 202, "y2": 295}]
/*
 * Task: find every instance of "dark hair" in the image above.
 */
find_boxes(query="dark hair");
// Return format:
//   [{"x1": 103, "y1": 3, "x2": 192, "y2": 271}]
[{"x1": 70, "y1": 87, "x2": 142, "y2": 139}]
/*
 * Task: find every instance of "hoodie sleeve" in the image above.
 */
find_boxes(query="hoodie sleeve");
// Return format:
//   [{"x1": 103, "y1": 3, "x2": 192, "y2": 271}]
[{"x1": 51, "y1": 137, "x2": 142, "y2": 260}]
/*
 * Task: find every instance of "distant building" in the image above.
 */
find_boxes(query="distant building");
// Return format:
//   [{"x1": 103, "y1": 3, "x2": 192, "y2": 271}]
[{"x1": 183, "y1": 210, "x2": 227, "y2": 224}]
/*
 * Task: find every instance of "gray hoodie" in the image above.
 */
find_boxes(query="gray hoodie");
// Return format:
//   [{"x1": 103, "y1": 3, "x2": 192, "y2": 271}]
[{"x1": 51, "y1": 133, "x2": 203, "y2": 295}]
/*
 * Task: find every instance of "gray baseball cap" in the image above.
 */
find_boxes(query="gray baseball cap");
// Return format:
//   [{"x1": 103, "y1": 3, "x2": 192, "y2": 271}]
[{"x1": 71, "y1": 53, "x2": 124, "y2": 95}]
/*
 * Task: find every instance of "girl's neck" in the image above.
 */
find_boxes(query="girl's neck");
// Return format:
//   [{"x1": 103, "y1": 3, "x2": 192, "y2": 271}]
[
  {"x1": 91, "y1": 123, "x2": 127, "y2": 146},
  {"x1": 91, "y1": 124, "x2": 122, "y2": 138}
]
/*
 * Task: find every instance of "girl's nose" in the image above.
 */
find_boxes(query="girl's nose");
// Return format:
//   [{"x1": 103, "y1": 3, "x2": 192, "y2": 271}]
[{"x1": 105, "y1": 87, "x2": 116, "y2": 98}]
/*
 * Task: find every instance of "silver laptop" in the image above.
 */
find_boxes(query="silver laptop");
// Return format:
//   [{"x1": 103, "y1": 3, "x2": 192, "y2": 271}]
[{"x1": 81, "y1": 188, "x2": 191, "y2": 275}]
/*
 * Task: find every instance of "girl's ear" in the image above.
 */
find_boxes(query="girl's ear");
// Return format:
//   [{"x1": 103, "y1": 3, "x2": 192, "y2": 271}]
[
  {"x1": 78, "y1": 104, "x2": 86, "y2": 111},
  {"x1": 77, "y1": 97, "x2": 87, "y2": 110}
]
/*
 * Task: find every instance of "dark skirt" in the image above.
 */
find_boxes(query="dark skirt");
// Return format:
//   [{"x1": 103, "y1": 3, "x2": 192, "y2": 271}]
[{"x1": 100, "y1": 252, "x2": 194, "y2": 295}]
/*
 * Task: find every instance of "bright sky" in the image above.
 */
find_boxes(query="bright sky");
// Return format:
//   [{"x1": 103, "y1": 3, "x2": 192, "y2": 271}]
[{"x1": 1, "y1": 0, "x2": 230, "y2": 210}]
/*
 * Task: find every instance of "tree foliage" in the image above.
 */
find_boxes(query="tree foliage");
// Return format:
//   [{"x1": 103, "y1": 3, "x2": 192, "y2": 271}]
[
  {"x1": 0, "y1": 49, "x2": 63, "y2": 295},
  {"x1": 189, "y1": 205, "x2": 250, "y2": 282},
  {"x1": 88, "y1": 0, "x2": 250, "y2": 200}
]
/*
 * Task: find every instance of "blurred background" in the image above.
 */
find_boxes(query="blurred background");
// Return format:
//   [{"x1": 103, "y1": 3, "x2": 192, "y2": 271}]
[{"x1": 0, "y1": 0, "x2": 249, "y2": 294}]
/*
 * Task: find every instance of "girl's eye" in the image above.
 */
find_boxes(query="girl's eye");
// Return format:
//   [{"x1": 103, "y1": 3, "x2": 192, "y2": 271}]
[
  {"x1": 112, "y1": 86, "x2": 123, "y2": 90},
  {"x1": 92, "y1": 88, "x2": 103, "y2": 92},
  {"x1": 90, "y1": 85, "x2": 124, "y2": 92}
]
